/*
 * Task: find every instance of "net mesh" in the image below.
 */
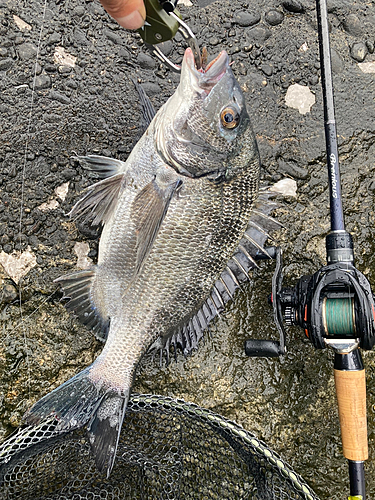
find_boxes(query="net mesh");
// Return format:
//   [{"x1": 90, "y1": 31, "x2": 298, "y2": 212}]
[{"x1": 0, "y1": 394, "x2": 319, "y2": 500}]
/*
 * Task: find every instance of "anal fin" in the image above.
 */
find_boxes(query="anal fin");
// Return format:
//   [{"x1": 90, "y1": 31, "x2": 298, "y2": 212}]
[{"x1": 55, "y1": 269, "x2": 109, "y2": 342}]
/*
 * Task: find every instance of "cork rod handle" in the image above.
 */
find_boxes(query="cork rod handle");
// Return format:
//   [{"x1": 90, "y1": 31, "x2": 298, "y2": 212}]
[{"x1": 334, "y1": 368, "x2": 368, "y2": 461}]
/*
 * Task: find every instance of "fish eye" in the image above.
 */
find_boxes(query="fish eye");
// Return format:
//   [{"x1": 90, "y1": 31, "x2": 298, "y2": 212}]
[{"x1": 220, "y1": 107, "x2": 240, "y2": 129}]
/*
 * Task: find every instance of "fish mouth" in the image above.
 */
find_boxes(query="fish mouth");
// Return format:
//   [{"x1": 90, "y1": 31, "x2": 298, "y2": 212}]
[{"x1": 183, "y1": 48, "x2": 229, "y2": 92}]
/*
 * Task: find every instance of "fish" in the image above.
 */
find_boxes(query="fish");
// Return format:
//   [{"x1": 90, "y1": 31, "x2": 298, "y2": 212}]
[{"x1": 24, "y1": 47, "x2": 280, "y2": 477}]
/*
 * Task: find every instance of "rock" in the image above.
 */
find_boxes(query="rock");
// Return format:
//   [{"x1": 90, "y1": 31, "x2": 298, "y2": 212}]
[
  {"x1": 350, "y1": 42, "x2": 367, "y2": 62},
  {"x1": 366, "y1": 41, "x2": 374, "y2": 54},
  {"x1": 261, "y1": 64, "x2": 273, "y2": 76},
  {"x1": 233, "y1": 11, "x2": 261, "y2": 27},
  {"x1": 331, "y1": 48, "x2": 344, "y2": 73},
  {"x1": 342, "y1": 13, "x2": 362, "y2": 36},
  {"x1": 118, "y1": 47, "x2": 130, "y2": 60},
  {"x1": 33, "y1": 74, "x2": 51, "y2": 90},
  {"x1": 73, "y1": 27, "x2": 89, "y2": 46},
  {"x1": 103, "y1": 29, "x2": 123, "y2": 45},
  {"x1": 141, "y1": 82, "x2": 161, "y2": 95},
  {"x1": 270, "y1": 178, "x2": 297, "y2": 197},
  {"x1": 285, "y1": 83, "x2": 315, "y2": 114},
  {"x1": 137, "y1": 52, "x2": 156, "y2": 70},
  {"x1": 49, "y1": 90, "x2": 71, "y2": 104},
  {"x1": 278, "y1": 159, "x2": 309, "y2": 179},
  {"x1": 282, "y1": 0, "x2": 305, "y2": 13},
  {"x1": 0, "y1": 47, "x2": 8, "y2": 56},
  {"x1": 0, "y1": 58, "x2": 12, "y2": 71},
  {"x1": 245, "y1": 25, "x2": 271, "y2": 44},
  {"x1": 265, "y1": 10, "x2": 284, "y2": 26},
  {"x1": 158, "y1": 40, "x2": 173, "y2": 56},
  {"x1": 0, "y1": 283, "x2": 18, "y2": 303},
  {"x1": 18, "y1": 42, "x2": 37, "y2": 60},
  {"x1": 48, "y1": 32, "x2": 61, "y2": 45}
]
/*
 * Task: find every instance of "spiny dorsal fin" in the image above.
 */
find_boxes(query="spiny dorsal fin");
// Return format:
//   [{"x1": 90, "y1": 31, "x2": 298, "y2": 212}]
[
  {"x1": 132, "y1": 78, "x2": 156, "y2": 131},
  {"x1": 69, "y1": 173, "x2": 125, "y2": 226},
  {"x1": 157, "y1": 189, "x2": 283, "y2": 361},
  {"x1": 55, "y1": 269, "x2": 109, "y2": 342}
]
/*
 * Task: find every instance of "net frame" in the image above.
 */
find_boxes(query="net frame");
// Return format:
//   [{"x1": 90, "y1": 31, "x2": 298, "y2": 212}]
[{"x1": 0, "y1": 394, "x2": 320, "y2": 500}]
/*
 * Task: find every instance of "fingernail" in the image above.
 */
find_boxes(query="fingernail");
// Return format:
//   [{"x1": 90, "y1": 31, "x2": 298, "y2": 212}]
[{"x1": 116, "y1": 10, "x2": 145, "y2": 30}]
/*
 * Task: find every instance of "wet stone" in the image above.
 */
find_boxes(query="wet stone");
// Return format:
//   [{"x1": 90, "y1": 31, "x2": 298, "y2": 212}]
[
  {"x1": 350, "y1": 42, "x2": 367, "y2": 62},
  {"x1": 343, "y1": 13, "x2": 362, "y2": 37},
  {"x1": 245, "y1": 26, "x2": 271, "y2": 44},
  {"x1": 331, "y1": 48, "x2": 344, "y2": 73},
  {"x1": 0, "y1": 47, "x2": 7, "y2": 56},
  {"x1": 33, "y1": 74, "x2": 51, "y2": 90},
  {"x1": 49, "y1": 90, "x2": 71, "y2": 104},
  {"x1": 137, "y1": 52, "x2": 156, "y2": 70},
  {"x1": 233, "y1": 11, "x2": 260, "y2": 27},
  {"x1": 0, "y1": 58, "x2": 12, "y2": 71},
  {"x1": 48, "y1": 32, "x2": 61, "y2": 45},
  {"x1": 1, "y1": 283, "x2": 18, "y2": 304},
  {"x1": 282, "y1": 0, "x2": 305, "y2": 13},
  {"x1": 118, "y1": 47, "x2": 130, "y2": 60},
  {"x1": 366, "y1": 41, "x2": 374, "y2": 54},
  {"x1": 103, "y1": 29, "x2": 123, "y2": 45},
  {"x1": 141, "y1": 82, "x2": 161, "y2": 95},
  {"x1": 261, "y1": 64, "x2": 273, "y2": 76},
  {"x1": 18, "y1": 42, "x2": 37, "y2": 60},
  {"x1": 265, "y1": 10, "x2": 284, "y2": 26}
]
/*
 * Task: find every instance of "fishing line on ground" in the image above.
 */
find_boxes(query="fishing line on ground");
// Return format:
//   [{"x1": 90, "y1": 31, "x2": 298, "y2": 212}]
[{"x1": 19, "y1": 0, "x2": 48, "y2": 397}]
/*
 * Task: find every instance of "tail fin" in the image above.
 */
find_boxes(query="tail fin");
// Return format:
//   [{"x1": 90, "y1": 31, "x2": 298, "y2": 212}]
[{"x1": 24, "y1": 367, "x2": 129, "y2": 477}]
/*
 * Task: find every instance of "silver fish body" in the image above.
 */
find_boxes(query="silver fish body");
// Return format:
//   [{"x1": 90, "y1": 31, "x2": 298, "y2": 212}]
[{"x1": 25, "y1": 48, "x2": 264, "y2": 476}]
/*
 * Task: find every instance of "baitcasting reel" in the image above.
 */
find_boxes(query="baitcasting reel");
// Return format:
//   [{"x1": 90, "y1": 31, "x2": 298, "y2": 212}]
[{"x1": 246, "y1": 230, "x2": 375, "y2": 357}]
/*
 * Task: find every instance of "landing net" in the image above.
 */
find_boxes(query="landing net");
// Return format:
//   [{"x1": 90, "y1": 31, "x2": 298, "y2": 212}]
[{"x1": 0, "y1": 394, "x2": 319, "y2": 500}]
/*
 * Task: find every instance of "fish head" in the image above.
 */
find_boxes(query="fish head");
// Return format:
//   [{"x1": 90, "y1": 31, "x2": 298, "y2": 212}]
[{"x1": 156, "y1": 48, "x2": 258, "y2": 180}]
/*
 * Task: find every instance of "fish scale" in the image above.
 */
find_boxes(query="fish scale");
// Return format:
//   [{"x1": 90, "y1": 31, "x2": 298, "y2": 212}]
[{"x1": 24, "y1": 48, "x2": 272, "y2": 478}]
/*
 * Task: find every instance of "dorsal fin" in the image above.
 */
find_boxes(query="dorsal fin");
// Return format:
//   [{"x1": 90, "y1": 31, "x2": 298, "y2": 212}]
[
  {"x1": 156, "y1": 189, "x2": 283, "y2": 362},
  {"x1": 133, "y1": 78, "x2": 156, "y2": 131},
  {"x1": 68, "y1": 173, "x2": 125, "y2": 226},
  {"x1": 55, "y1": 269, "x2": 110, "y2": 342}
]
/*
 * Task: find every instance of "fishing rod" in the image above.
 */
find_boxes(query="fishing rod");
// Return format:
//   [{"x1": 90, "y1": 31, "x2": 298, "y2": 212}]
[{"x1": 245, "y1": 0, "x2": 375, "y2": 498}]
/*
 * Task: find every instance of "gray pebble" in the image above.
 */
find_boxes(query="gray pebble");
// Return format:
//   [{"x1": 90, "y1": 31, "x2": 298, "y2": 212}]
[
  {"x1": 18, "y1": 42, "x2": 37, "y2": 61},
  {"x1": 0, "y1": 284, "x2": 17, "y2": 303},
  {"x1": 33, "y1": 74, "x2": 51, "y2": 90},
  {"x1": 103, "y1": 29, "x2": 123, "y2": 45},
  {"x1": 73, "y1": 5, "x2": 85, "y2": 16},
  {"x1": 158, "y1": 40, "x2": 173, "y2": 56},
  {"x1": 118, "y1": 47, "x2": 130, "y2": 60},
  {"x1": 245, "y1": 25, "x2": 271, "y2": 44},
  {"x1": 279, "y1": 159, "x2": 308, "y2": 180},
  {"x1": 265, "y1": 10, "x2": 284, "y2": 26},
  {"x1": 366, "y1": 41, "x2": 374, "y2": 54},
  {"x1": 0, "y1": 58, "x2": 12, "y2": 71},
  {"x1": 137, "y1": 52, "x2": 156, "y2": 70},
  {"x1": 282, "y1": 0, "x2": 305, "y2": 13},
  {"x1": 331, "y1": 48, "x2": 344, "y2": 73},
  {"x1": 342, "y1": 14, "x2": 362, "y2": 37},
  {"x1": 73, "y1": 27, "x2": 89, "y2": 46},
  {"x1": 261, "y1": 64, "x2": 273, "y2": 76},
  {"x1": 233, "y1": 11, "x2": 261, "y2": 28},
  {"x1": 141, "y1": 82, "x2": 160, "y2": 96},
  {"x1": 58, "y1": 65, "x2": 72, "y2": 74},
  {"x1": 49, "y1": 90, "x2": 71, "y2": 104},
  {"x1": 209, "y1": 36, "x2": 220, "y2": 46},
  {"x1": 48, "y1": 32, "x2": 61, "y2": 45},
  {"x1": 350, "y1": 42, "x2": 367, "y2": 62},
  {"x1": 0, "y1": 47, "x2": 8, "y2": 56}
]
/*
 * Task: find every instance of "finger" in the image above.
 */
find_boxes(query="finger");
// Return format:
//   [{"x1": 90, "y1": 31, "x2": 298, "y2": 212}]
[{"x1": 100, "y1": 0, "x2": 146, "y2": 29}]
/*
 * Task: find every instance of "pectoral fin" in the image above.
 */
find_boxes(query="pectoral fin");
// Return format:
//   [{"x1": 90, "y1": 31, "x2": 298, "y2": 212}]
[
  {"x1": 69, "y1": 173, "x2": 125, "y2": 225},
  {"x1": 131, "y1": 175, "x2": 182, "y2": 274}
]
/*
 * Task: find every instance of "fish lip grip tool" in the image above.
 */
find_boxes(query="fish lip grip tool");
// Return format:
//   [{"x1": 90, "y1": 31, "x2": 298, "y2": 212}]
[{"x1": 138, "y1": 0, "x2": 201, "y2": 72}]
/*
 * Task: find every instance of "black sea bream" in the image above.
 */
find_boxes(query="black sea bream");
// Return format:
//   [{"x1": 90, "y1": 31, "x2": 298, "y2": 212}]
[{"x1": 25, "y1": 48, "x2": 278, "y2": 477}]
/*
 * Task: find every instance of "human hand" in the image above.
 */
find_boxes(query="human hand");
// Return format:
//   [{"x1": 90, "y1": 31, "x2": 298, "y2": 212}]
[{"x1": 100, "y1": 0, "x2": 146, "y2": 29}]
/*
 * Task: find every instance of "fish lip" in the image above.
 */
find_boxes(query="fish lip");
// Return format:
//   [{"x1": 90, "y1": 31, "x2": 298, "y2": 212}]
[{"x1": 184, "y1": 48, "x2": 229, "y2": 91}]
